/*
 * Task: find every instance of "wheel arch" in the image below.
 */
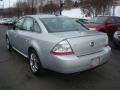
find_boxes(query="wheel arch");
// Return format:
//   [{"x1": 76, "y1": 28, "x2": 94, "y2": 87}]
[
  {"x1": 28, "y1": 45, "x2": 41, "y2": 58},
  {"x1": 28, "y1": 47, "x2": 35, "y2": 55},
  {"x1": 27, "y1": 43, "x2": 43, "y2": 66}
]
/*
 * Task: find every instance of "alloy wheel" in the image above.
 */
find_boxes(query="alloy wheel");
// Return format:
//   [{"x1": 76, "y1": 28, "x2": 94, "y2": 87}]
[{"x1": 30, "y1": 53, "x2": 39, "y2": 73}]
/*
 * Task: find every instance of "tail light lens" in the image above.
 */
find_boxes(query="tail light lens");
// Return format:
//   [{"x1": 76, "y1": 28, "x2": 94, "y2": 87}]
[{"x1": 51, "y1": 40, "x2": 74, "y2": 55}]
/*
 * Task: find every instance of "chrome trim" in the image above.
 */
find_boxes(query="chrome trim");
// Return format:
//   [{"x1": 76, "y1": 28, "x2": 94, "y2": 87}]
[{"x1": 12, "y1": 47, "x2": 28, "y2": 58}]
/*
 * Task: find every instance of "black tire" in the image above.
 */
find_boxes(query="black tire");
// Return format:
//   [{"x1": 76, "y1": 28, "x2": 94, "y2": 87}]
[
  {"x1": 112, "y1": 38, "x2": 119, "y2": 49},
  {"x1": 6, "y1": 37, "x2": 13, "y2": 51},
  {"x1": 28, "y1": 49, "x2": 44, "y2": 75}
]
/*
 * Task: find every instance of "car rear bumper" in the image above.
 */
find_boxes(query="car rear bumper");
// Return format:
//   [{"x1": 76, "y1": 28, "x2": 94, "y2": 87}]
[{"x1": 49, "y1": 46, "x2": 111, "y2": 74}]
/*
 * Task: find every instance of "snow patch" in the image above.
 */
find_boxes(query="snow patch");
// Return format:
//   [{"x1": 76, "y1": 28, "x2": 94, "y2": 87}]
[
  {"x1": 62, "y1": 8, "x2": 85, "y2": 18},
  {"x1": 115, "y1": 6, "x2": 120, "y2": 16}
]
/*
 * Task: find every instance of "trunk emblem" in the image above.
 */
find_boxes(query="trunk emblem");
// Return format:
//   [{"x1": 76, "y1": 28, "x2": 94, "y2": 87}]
[{"x1": 90, "y1": 41, "x2": 94, "y2": 47}]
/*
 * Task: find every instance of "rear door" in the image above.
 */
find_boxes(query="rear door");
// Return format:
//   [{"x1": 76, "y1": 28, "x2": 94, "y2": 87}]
[
  {"x1": 11, "y1": 18, "x2": 25, "y2": 48},
  {"x1": 15, "y1": 17, "x2": 34, "y2": 55},
  {"x1": 15, "y1": 17, "x2": 42, "y2": 55}
]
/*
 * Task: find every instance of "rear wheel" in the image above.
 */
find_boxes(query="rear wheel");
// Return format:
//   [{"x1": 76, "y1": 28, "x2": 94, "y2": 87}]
[
  {"x1": 111, "y1": 38, "x2": 119, "y2": 49},
  {"x1": 29, "y1": 49, "x2": 43, "y2": 75},
  {"x1": 6, "y1": 37, "x2": 13, "y2": 51}
]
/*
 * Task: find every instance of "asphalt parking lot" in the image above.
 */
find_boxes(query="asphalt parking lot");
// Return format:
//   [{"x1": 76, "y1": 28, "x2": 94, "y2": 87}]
[{"x1": 0, "y1": 25, "x2": 120, "y2": 90}]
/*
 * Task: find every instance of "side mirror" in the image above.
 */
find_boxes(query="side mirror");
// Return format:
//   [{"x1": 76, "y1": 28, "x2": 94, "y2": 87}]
[{"x1": 8, "y1": 24, "x2": 16, "y2": 30}]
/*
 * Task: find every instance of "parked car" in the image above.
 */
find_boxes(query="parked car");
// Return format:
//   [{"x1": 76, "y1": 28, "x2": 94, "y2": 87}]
[
  {"x1": 0, "y1": 19, "x2": 3, "y2": 24},
  {"x1": 86, "y1": 16, "x2": 120, "y2": 38},
  {"x1": 2, "y1": 18, "x2": 9, "y2": 25},
  {"x1": 7, "y1": 20, "x2": 13, "y2": 25},
  {"x1": 6, "y1": 15, "x2": 111, "y2": 75},
  {"x1": 113, "y1": 30, "x2": 120, "y2": 47}
]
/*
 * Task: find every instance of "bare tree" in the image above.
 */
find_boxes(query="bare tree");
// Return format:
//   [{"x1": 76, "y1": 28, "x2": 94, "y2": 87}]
[
  {"x1": 43, "y1": 3, "x2": 60, "y2": 14},
  {"x1": 80, "y1": 0, "x2": 113, "y2": 16},
  {"x1": 64, "y1": 0, "x2": 74, "y2": 9}
]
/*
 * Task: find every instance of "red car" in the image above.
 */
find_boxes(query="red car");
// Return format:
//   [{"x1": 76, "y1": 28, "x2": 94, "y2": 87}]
[{"x1": 86, "y1": 16, "x2": 120, "y2": 37}]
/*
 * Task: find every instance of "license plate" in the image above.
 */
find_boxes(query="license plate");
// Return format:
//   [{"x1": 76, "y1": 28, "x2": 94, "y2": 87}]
[{"x1": 91, "y1": 57, "x2": 100, "y2": 67}]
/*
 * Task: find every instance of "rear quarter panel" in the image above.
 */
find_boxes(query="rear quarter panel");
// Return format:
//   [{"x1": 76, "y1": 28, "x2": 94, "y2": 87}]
[{"x1": 28, "y1": 33, "x2": 63, "y2": 68}]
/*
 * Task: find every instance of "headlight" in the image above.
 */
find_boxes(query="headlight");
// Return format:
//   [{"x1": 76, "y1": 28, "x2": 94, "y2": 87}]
[{"x1": 89, "y1": 28, "x2": 96, "y2": 31}]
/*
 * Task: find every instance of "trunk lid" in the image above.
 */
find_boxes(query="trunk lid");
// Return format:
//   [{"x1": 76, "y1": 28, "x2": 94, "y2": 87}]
[
  {"x1": 51, "y1": 31, "x2": 108, "y2": 56},
  {"x1": 67, "y1": 34, "x2": 108, "y2": 57}
]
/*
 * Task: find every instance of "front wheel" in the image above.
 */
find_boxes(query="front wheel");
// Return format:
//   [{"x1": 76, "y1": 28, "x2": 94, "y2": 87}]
[
  {"x1": 29, "y1": 50, "x2": 44, "y2": 75},
  {"x1": 6, "y1": 37, "x2": 13, "y2": 51}
]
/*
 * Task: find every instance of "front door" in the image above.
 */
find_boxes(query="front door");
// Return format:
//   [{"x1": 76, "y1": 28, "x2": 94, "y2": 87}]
[{"x1": 15, "y1": 17, "x2": 34, "y2": 55}]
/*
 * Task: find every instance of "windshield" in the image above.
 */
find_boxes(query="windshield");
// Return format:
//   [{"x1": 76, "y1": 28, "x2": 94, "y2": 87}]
[
  {"x1": 40, "y1": 17, "x2": 88, "y2": 33},
  {"x1": 89, "y1": 17, "x2": 107, "y2": 24}
]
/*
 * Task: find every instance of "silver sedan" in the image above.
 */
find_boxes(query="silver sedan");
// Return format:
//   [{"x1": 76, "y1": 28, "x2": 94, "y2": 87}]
[{"x1": 6, "y1": 15, "x2": 111, "y2": 75}]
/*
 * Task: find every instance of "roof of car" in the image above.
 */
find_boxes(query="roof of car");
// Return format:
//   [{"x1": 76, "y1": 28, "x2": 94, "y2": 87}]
[
  {"x1": 95, "y1": 16, "x2": 120, "y2": 18},
  {"x1": 25, "y1": 14, "x2": 67, "y2": 18}
]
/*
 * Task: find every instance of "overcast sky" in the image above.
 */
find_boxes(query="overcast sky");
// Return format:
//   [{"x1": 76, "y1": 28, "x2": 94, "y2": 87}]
[
  {"x1": 0, "y1": 0, "x2": 17, "y2": 8},
  {"x1": 0, "y1": 0, "x2": 120, "y2": 16}
]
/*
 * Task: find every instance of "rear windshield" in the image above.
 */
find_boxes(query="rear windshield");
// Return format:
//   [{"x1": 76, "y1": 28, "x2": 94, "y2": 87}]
[
  {"x1": 40, "y1": 17, "x2": 88, "y2": 33},
  {"x1": 89, "y1": 17, "x2": 107, "y2": 24}
]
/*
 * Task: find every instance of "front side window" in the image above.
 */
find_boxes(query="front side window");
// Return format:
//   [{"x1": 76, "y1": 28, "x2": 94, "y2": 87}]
[
  {"x1": 15, "y1": 18, "x2": 24, "y2": 29},
  {"x1": 41, "y1": 17, "x2": 88, "y2": 33},
  {"x1": 23, "y1": 18, "x2": 34, "y2": 31}
]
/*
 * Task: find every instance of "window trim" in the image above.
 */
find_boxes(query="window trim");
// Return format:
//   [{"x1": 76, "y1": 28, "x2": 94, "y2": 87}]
[{"x1": 33, "y1": 20, "x2": 42, "y2": 33}]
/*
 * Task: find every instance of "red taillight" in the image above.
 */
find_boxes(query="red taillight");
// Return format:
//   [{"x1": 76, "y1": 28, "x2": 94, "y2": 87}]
[
  {"x1": 51, "y1": 40, "x2": 74, "y2": 55},
  {"x1": 51, "y1": 51, "x2": 74, "y2": 55}
]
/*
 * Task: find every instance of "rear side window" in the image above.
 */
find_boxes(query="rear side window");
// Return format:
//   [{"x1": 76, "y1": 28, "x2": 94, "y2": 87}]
[{"x1": 33, "y1": 21, "x2": 42, "y2": 33}]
